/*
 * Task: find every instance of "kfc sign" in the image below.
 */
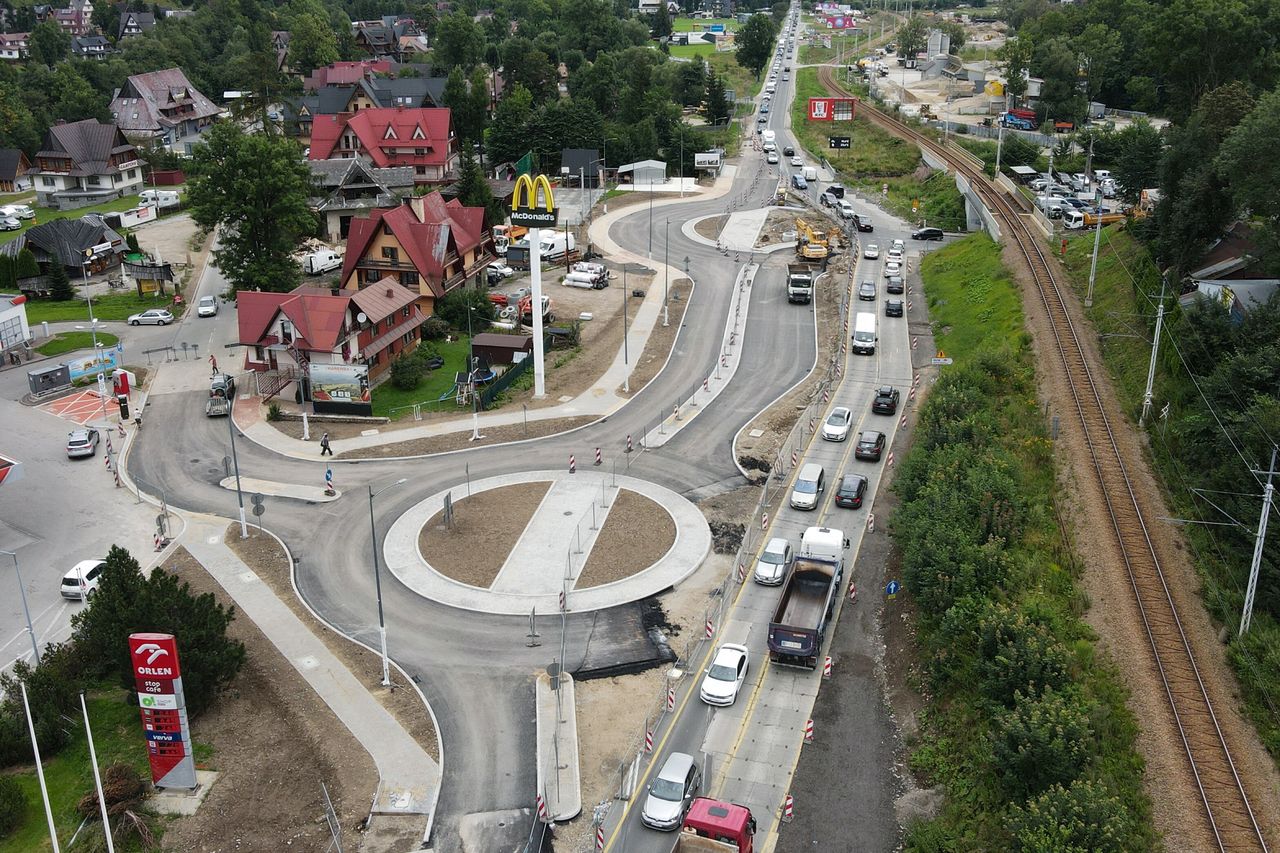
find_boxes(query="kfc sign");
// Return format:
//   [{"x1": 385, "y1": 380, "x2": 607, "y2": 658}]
[
  {"x1": 129, "y1": 633, "x2": 181, "y2": 679},
  {"x1": 809, "y1": 98, "x2": 830, "y2": 120},
  {"x1": 808, "y1": 97, "x2": 858, "y2": 122}
]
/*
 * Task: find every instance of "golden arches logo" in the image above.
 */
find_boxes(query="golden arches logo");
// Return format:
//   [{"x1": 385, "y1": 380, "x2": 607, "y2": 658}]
[{"x1": 510, "y1": 174, "x2": 558, "y2": 226}]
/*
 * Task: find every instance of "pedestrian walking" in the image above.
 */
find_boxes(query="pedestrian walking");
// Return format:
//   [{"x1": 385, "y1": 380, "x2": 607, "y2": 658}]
[
  {"x1": 320, "y1": 432, "x2": 332, "y2": 456},
  {"x1": 209, "y1": 353, "x2": 218, "y2": 375}
]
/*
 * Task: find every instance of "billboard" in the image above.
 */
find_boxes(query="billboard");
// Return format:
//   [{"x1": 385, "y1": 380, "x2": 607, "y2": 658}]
[
  {"x1": 309, "y1": 361, "x2": 371, "y2": 416},
  {"x1": 807, "y1": 97, "x2": 858, "y2": 122},
  {"x1": 825, "y1": 15, "x2": 859, "y2": 29},
  {"x1": 129, "y1": 633, "x2": 197, "y2": 789},
  {"x1": 694, "y1": 151, "x2": 723, "y2": 169},
  {"x1": 63, "y1": 348, "x2": 119, "y2": 381}
]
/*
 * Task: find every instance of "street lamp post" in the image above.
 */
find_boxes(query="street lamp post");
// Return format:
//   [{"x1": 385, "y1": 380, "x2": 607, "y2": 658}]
[
  {"x1": 466, "y1": 307, "x2": 483, "y2": 441},
  {"x1": 647, "y1": 177, "x2": 654, "y2": 258},
  {"x1": 622, "y1": 267, "x2": 630, "y2": 393},
  {"x1": 226, "y1": 398, "x2": 249, "y2": 538},
  {"x1": 663, "y1": 219, "x2": 670, "y2": 327},
  {"x1": 368, "y1": 477, "x2": 407, "y2": 687},
  {"x1": 1, "y1": 549, "x2": 39, "y2": 664}
]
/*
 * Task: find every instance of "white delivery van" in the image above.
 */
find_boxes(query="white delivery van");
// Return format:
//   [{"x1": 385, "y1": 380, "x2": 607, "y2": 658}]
[
  {"x1": 302, "y1": 248, "x2": 343, "y2": 274},
  {"x1": 852, "y1": 311, "x2": 876, "y2": 355},
  {"x1": 803, "y1": 166, "x2": 818, "y2": 181},
  {"x1": 762, "y1": 130, "x2": 776, "y2": 146},
  {"x1": 540, "y1": 232, "x2": 576, "y2": 260},
  {"x1": 139, "y1": 189, "x2": 180, "y2": 209},
  {"x1": 766, "y1": 82, "x2": 777, "y2": 95},
  {"x1": 0, "y1": 203, "x2": 34, "y2": 219}
]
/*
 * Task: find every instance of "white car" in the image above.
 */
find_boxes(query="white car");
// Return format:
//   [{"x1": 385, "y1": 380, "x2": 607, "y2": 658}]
[
  {"x1": 754, "y1": 537, "x2": 793, "y2": 585},
  {"x1": 887, "y1": 248, "x2": 903, "y2": 263},
  {"x1": 822, "y1": 406, "x2": 854, "y2": 442},
  {"x1": 766, "y1": 151, "x2": 779, "y2": 164},
  {"x1": 61, "y1": 559, "x2": 106, "y2": 600},
  {"x1": 197, "y1": 295, "x2": 219, "y2": 317},
  {"x1": 891, "y1": 238, "x2": 905, "y2": 253},
  {"x1": 128, "y1": 308, "x2": 175, "y2": 325},
  {"x1": 700, "y1": 644, "x2": 750, "y2": 706},
  {"x1": 0, "y1": 216, "x2": 19, "y2": 231},
  {"x1": 790, "y1": 156, "x2": 803, "y2": 167},
  {"x1": 883, "y1": 260, "x2": 902, "y2": 278},
  {"x1": 489, "y1": 262, "x2": 515, "y2": 278},
  {"x1": 863, "y1": 244, "x2": 879, "y2": 260}
]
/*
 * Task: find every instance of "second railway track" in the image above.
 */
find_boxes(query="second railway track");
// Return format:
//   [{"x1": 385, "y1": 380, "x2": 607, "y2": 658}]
[{"x1": 815, "y1": 65, "x2": 1269, "y2": 852}]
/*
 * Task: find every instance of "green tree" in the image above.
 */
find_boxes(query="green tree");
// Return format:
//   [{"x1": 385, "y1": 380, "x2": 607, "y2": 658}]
[
  {"x1": 0, "y1": 642, "x2": 82, "y2": 767},
  {"x1": 389, "y1": 353, "x2": 423, "y2": 390},
  {"x1": 0, "y1": 775, "x2": 25, "y2": 837},
  {"x1": 1111, "y1": 119, "x2": 1162, "y2": 204},
  {"x1": 0, "y1": 256, "x2": 13, "y2": 291},
  {"x1": 288, "y1": 12, "x2": 340, "y2": 73},
  {"x1": 939, "y1": 20, "x2": 967, "y2": 52},
  {"x1": 28, "y1": 20, "x2": 70, "y2": 66},
  {"x1": 0, "y1": 83, "x2": 42, "y2": 154},
  {"x1": 1001, "y1": 0, "x2": 1051, "y2": 31},
  {"x1": 1218, "y1": 86, "x2": 1280, "y2": 273},
  {"x1": 488, "y1": 83, "x2": 534, "y2": 165},
  {"x1": 69, "y1": 545, "x2": 246, "y2": 717},
  {"x1": 1034, "y1": 37, "x2": 1087, "y2": 123},
  {"x1": 15, "y1": 248, "x2": 40, "y2": 280},
  {"x1": 897, "y1": 14, "x2": 929, "y2": 58},
  {"x1": 1073, "y1": 23, "x2": 1121, "y2": 102},
  {"x1": 433, "y1": 10, "x2": 484, "y2": 71},
  {"x1": 735, "y1": 14, "x2": 776, "y2": 80},
  {"x1": 502, "y1": 36, "x2": 556, "y2": 102},
  {"x1": 50, "y1": 63, "x2": 107, "y2": 124},
  {"x1": 704, "y1": 67, "x2": 729, "y2": 126},
  {"x1": 991, "y1": 687, "x2": 1094, "y2": 797},
  {"x1": 770, "y1": 1, "x2": 788, "y2": 24},
  {"x1": 454, "y1": 153, "x2": 502, "y2": 227},
  {"x1": 186, "y1": 122, "x2": 315, "y2": 293},
  {"x1": 435, "y1": 287, "x2": 495, "y2": 329},
  {"x1": 650, "y1": 1, "x2": 672, "y2": 39},
  {"x1": 998, "y1": 36, "x2": 1034, "y2": 105},
  {"x1": 1009, "y1": 780, "x2": 1138, "y2": 853},
  {"x1": 47, "y1": 261, "x2": 75, "y2": 301}
]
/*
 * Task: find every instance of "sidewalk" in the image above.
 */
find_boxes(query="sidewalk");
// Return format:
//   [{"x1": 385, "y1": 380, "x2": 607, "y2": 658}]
[
  {"x1": 231, "y1": 169, "x2": 742, "y2": 462},
  {"x1": 180, "y1": 514, "x2": 440, "y2": 817}
]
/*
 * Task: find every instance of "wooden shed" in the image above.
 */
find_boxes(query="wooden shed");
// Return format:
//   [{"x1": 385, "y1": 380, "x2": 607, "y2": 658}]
[{"x1": 472, "y1": 332, "x2": 533, "y2": 366}]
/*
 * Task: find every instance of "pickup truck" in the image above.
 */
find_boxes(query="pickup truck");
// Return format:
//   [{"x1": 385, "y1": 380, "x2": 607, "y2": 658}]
[{"x1": 767, "y1": 526, "x2": 846, "y2": 668}]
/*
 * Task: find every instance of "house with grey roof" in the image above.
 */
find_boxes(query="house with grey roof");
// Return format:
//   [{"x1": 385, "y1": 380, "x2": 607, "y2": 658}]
[
  {"x1": 118, "y1": 10, "x2": 155, "y2": 39},
  {"x1": 109, "y1": 67, "x2": 222, "y2": 152},
  {"x1": 29, "y1": 120, "x2": 144, "y2": 210},
  {"x1": 308, "y1": 158, "x2": 415, "y2": 241},
  {"x1": 0, "y1": 214, "x2": 125, "y2": 276},
  {"x1": 71, "y1": 34, "x2": 111, "y2": 59}
]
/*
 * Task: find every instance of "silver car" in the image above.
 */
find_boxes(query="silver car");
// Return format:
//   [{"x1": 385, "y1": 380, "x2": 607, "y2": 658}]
[
  {"x1": 754, "y1": 537, "x2": 793, "y2": 585},
  {"x1": 128, "y1": 308, "x2": 175, "y2": 326},
  {"x1": 66, "y1": 428, "x2": 99, "y2": 458},
  {"x1": 197, "y1": 295, "x2": 219, "y2": 317},
  {"x1": 642, "y1": 752, "x2": 701, "y2": 831},
  {"x1": 0, "y1": 216, "x2": 19, "y2": 231}
]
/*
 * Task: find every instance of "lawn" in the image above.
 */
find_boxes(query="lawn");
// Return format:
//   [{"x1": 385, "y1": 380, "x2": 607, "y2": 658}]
[
  {"x1": 920, "y1": 233, "x2": 1027, "y2": 359},
  {"x1": 0, "y1": 195, "x2": 145, "y2": 246},
  {"x1": 669, "y1": 43, "x2": 716, "y2": 58},
  {"x1": 371, "y1": 336, "x2": 473, "y2": 419},
  {"x1": 36, "y1": 330, "x2": 120, "y2": 356},
  {"x1": 672, "y1": 16, "x2": 739, "y2": 32},
  {"x1": 706, "y1": 50, "x2": 762, "y2": 101},
  {"x1": 24, "y1": 291, "x2": 181, "y2": 325},
  {"x1": 2, "y1": 692, "x2": 158, "y2": 853}
]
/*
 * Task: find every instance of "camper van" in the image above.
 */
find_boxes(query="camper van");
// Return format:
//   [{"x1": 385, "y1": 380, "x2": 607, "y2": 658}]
[
  {"x1": 139, "y1": 189, "x2": 180, "y2": 209},
  {"x1": 851, "y1": 312, "x2": 876, "y2": 355}
]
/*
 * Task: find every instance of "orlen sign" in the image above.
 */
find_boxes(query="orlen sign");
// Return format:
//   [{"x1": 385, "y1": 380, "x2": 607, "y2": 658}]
[
  {"x1": 129, "y1": 633, "x2": 197, "y2": 789},
  {"x1": 808, "y1": 97, "x2": 858, "y2": 122}
]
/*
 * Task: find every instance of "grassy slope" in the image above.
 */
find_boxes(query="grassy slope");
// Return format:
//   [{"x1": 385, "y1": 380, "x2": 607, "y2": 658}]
[
  {"x1": 36, "y1": 331, "x2": 120, "y2": 356},
  {"x1": 1059, "y1": 224, "x2": 1280, "y2": 758},
  {"x1": 2, "y1": 694, "x2": 158, "y2": 853},
  {"x1": 901, "y1": 233, "x2": 1154, "y2": 848},
  {"x1": 24, "y1": 292, "x2": 181, "y2": 325},
  {"x1": 370, "y1": 336, "x2": 472, "y2": 419}
]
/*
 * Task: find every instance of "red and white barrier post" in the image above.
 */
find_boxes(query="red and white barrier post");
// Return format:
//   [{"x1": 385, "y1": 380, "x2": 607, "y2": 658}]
[
  {"x1": 625, "y1": 434, "x2": 633, "y2": 453},
  {"x1": 596, "y1": 825, "x2": 605, "y2": 850},
  {"x1": 594, "y1": 447, "x2": 602, "y2": 466},
  {"x1": 804, "y1": 719, "x2": 814, "y2": 744},
  {"x1": 666, "y1": 686, "x2": 676, "y2": 712},
  {"x1": 823, "y1": 656, "x2": 832, "y2": 678},
  {"x1": 645, "y1": 727, "x2": 654, "y2": 753},
  {"x1": 537, "y1": 793, "x2": 549, "y2": 823},
  {"x1": 705, "y1": 616, "x2": 714, "y2": 639},
  {"x1": 569, "y1": 455, "x2": 576, "y2": 474},
  {"x1": 849, "y1": 582, "x2": 858, "y2": 604},
  {"x1": 781, "y1": 794, "x2": 795, "y2": 823},
  {"x1": 761, "y1": 512, "x2": 769, "y2": 531}
]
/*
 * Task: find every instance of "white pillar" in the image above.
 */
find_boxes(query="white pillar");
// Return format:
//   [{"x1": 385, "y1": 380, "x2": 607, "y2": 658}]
[{"x1": 530, "y1": 227, "x2": 545, "y2": 398}]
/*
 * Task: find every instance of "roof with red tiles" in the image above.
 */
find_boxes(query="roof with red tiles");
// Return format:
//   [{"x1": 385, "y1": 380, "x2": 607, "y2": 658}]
[{"x1": 307, "y1": 106, "x2": 453, "y2": 169}]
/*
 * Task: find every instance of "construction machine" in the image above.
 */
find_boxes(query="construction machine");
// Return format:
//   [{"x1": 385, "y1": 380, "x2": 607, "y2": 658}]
[{"x1": 795, "y1": 218, "x2": 830, "y2": 260}]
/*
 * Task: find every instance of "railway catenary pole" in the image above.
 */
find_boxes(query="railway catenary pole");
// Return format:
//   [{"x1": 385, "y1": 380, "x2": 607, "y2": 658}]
[
  {"x1": 1139, "y1": 282, "x2": 1166, "y2": 427},
  {"x1": 1241, "y1": 446, "x2": 1278, "y2": 636}
]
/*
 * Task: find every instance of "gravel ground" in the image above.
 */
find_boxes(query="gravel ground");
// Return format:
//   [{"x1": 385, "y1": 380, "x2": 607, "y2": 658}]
[
  {"x1": 336, "y1": 415, "x2": 597, "y2": 458},
  {"x1": 157, "y1": 547, "x2": 386, "y2": 853},
  {"x1": 223, "y1": 527, "x2": 440, "y2": 763},
  {"x1": 576, "y1": 489, "x2": 677, "y2": 588},
  {"x1": 694, "y1": 215, "x2": 727, "y2": 241},
  {"x1": 1004, "y1": 238, "x2": 1280, "y2": 849},
  {"x1": 416, "y1": 481, "x2": 552, "y2": 587}
]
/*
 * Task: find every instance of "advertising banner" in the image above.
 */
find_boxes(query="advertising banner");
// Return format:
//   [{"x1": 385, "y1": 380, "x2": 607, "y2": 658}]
[
  {"x1": 807, "y1": 97, "x2": 858, "y2": 122},
  {"x1": 309, "y1": 362, "x2": 372, "y2": 416},
  {"x1": 63, "y1": 349, "x2": 119, "y2": 381},
  {"x1": 694, "y1": 151, "x2": 722, "y2": 169}
]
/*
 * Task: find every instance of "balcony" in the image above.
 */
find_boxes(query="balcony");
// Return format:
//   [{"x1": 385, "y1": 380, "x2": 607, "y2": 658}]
[{"x1": 354, "y1": 257, "x2": 416, "y2": 272}]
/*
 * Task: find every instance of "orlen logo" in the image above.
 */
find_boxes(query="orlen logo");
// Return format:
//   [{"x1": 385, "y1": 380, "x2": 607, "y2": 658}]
[{"x1": 129, "y1": 633, "x2": 181, "y2": 679}]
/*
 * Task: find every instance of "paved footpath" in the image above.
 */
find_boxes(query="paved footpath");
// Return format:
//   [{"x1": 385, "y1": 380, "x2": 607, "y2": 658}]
[
  {"x1": 489, "y1": 478, "x2": 617, "y2": 594},
  {"x1": 180, "y1": 514, "x2": 440, "y2": 819}
]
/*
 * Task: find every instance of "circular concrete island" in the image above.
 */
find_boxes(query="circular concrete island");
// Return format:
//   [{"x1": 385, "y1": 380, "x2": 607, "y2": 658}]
[{"x1": 382, "y1": 471, "x2": 711, "y2": 615}]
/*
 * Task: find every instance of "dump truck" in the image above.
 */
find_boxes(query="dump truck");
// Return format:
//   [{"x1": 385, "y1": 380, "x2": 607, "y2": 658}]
[
  {"x1": 767, "y1": 526, "x2": 846, "y2": 668},
  {"x1": 672, "y1": 798, "x2": 756, "y2": 852},
  {"x1": 787, "y1": 263, "x2": 819, "y2": 304}
]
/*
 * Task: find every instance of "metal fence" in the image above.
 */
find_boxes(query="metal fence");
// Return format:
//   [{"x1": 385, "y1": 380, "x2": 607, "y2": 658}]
[{"x1": 480, "y1": 356, "x2": 532, "y2": 407}]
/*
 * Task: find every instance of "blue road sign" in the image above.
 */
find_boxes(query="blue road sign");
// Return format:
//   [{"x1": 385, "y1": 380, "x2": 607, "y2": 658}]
[{"x1": 886, "y1": 580, "x2": 901, "y2": 596}]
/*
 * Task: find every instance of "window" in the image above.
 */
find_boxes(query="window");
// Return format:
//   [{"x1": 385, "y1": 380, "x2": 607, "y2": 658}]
[
  {"x1": 381, "y1": 246, "x2": 399, "y2": 262},
  {"x1": 415, "y1": 148, "x2": 425, "y2": 156},
  {"x1": 415, "y1": 165, "x2": 426, "y2": 175},
  {"x1": 127, "y1": 169, "x2": 137, "y2": 179},
  {"x1": 382, "y1": 222, "x2": 393, "y2": 236},
  {"x1": 401, "y1": 270, "x2": 418, "y2": 286},
  {"x1": 254, "y1": 346, "x2": 265, "y2": 362},
  {"x1": 402, "y1": 306, "x2": 411, "y2": 318},
  {"x1": 87, "y1": 175, "x2": 100, "y2": 186},
  {"x1": 42, "y1": 177, "x2": 55, "y2": 187},
  {"x1": 280, "y1": 320, "x2": 293, "y2": 343}
]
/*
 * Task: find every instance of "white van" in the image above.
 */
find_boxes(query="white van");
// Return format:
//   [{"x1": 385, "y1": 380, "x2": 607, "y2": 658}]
[
  {"x1": 762, "y1": 130, "x2": 776, "y2": 146},
  {"x1": 139, "y1": 189, "x2": 180, "y2": 209},
  {"x1": 0, "y1": 203, "x2": 34, "y2": 220},
  {"x1": 790, "y1": 463, "x2": 825, "y2": 511},
  {"x1": 303, "y1": 248, "x2": 343, "y2": 274},
  {"x1": 852, "y1": 312, "x2": 876, "y2": 355}
]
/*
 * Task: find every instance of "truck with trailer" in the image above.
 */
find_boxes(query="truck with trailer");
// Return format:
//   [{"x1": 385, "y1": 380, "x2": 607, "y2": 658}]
[
  {"x1": 787, "y1": 263, "x2": 819, "y2": 304},
  {"x1": 998, "y1": 111, "x2": 1035, "y2": 131},
  {"x1": 672, "y1": 798, "x2": 756, "y2": 852},
  {"x1": 767, "y1": 526, "x2": 846, "y2": 669}
]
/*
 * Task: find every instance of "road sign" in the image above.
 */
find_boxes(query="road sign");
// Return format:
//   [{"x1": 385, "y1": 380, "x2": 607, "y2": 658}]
[
  {"x1": 252, "y1": 503, "x2": 265, "y2": 517},
  {"x1": 828, "y1": 136, "x2": 851, "y2": 149},
  {"x1": 886, "y1": 580, "x2": 901, "y2": 599},
  {"x1": 931, "y1": 350, "x2": 953, "y2": 366},
  {"x1": 251, "y1": 492, "x2": 265, "y2": 506}
]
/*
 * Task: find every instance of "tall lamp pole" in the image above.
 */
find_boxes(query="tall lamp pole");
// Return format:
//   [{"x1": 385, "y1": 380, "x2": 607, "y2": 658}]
[
  {"x1": 467, "y1": 307, "x2": 483, "y2": 441},
  {"x1": 226, "y1": 398, "x2": 249, "y2": 538},
  {"x1": 368, "y1": 477, "x2": 407, "y2": 687},
  {"x1": 622, "y1": 267, "x2": 630, "y2": 393},
  {"x1": 1, "y1": 549, "x2": 39, "y2": 664},
  {"x1": 663, "y1": 219, "x2": 670, "y2": 327}
]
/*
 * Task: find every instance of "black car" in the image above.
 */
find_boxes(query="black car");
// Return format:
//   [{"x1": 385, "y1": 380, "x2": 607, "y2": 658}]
[
  {"x1": 886, "y1": 275, "x2": 904, "y2": 294},
  {"x1": 853, "y1": 213, "x2": 873, "y2": 232},
  {"x1": 857, "y1": 280, "x2": 876, "y2": 301},
  {"x1": 885, "y1": 299, "x2": 904, "y2": 317},
  {"x1": 912, "y1": 227, "x2": 944, "y2": 241},
  {"x1": 872, "y1": 386, "x2": 900, "y2": 415},
  {"x1": 855, "y1": 430, "x2": 886, "y2": 461},
  {"x1": 783, "y1": 145, "x2": 795, "y2": 157},
  {"x1": 834, "y1": 473, "x2": 868, "y2": 509}
]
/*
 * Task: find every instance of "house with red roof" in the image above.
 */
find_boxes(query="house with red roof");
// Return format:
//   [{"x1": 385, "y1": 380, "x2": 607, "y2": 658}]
[
  {"x1": 235, "y1": 280, "x2": 425, "y2": 395},
  {"x1": 308, "y1": 106, "x2": 457, "y2": 187},
  {"x1": 302, "y1": 59, "x2": 397, "y2": 92},
  {"x1": 339, "y1": 192, "x2": 494, "y2": 316}
]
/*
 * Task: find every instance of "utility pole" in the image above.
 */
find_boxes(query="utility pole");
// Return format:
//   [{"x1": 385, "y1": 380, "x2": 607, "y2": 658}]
[
  {"x1": 994, "y1": 120, "x2": 1005, "y2": 176},
  {"x1": 1085, "y1": 187, "x2": 1105, "y2": 308},
  {"x1": 1241, "y1": 446, "x2": 1279, "y2": 636},
  {"x1": 1139, "y1": 282, "x2": 1166, "y2": 428}
]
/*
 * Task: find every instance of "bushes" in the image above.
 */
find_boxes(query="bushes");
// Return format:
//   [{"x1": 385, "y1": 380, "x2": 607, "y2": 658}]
[
  {"x1": 0, "y1": 775, "x2": 25, "y2": 837},
  {"x1": 991, "y1": 687, "x2": 1095, "y2": 798},
  {"x1": 390, "y1": 353, "x2": 424, "y2": 390},
  {"x1": 434, "y1": 288, "x2": 495, "y2": 330},
  {"x1": 421, "y1": 315, "x2": 450, "y2": 340},
  {"x1": 0, "y1": 641, "x2": 85, "y2": 768},
  {"x1": 1008, "y1": 779, "x2": 1137, "y2": 853}
]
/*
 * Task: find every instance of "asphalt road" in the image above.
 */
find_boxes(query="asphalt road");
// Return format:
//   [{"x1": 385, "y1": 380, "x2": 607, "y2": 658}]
[{"x1": 121, "y1": 85, "x2": 824, "y2": 853}]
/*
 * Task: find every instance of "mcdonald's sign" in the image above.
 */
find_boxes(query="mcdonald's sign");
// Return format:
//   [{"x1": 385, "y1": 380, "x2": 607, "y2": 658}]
[{"x1": 511, "y1": 174, "x2": 557, "y2": 227}]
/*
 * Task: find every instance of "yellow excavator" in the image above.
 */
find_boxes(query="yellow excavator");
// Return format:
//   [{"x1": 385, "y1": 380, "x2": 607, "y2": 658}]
[{"x1": 795, "y1": 218, "x2": 830, "y2": 260}]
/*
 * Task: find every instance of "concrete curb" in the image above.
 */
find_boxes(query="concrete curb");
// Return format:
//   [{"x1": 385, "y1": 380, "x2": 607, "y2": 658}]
[
  {"x1": 216, "y1": 475, "x2": 341, "y2": 503},
  {"x1": 383, "y1": 470, "x2": 712, "y2": 615},
  {"x1": 535, "y1": 671, "x2": 581, "y2": 823}
]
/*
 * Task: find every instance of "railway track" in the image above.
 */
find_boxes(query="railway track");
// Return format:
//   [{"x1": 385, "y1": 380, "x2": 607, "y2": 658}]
[{"x1": 814, "y1": 66, "x2": 1269, "y2": 852}]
